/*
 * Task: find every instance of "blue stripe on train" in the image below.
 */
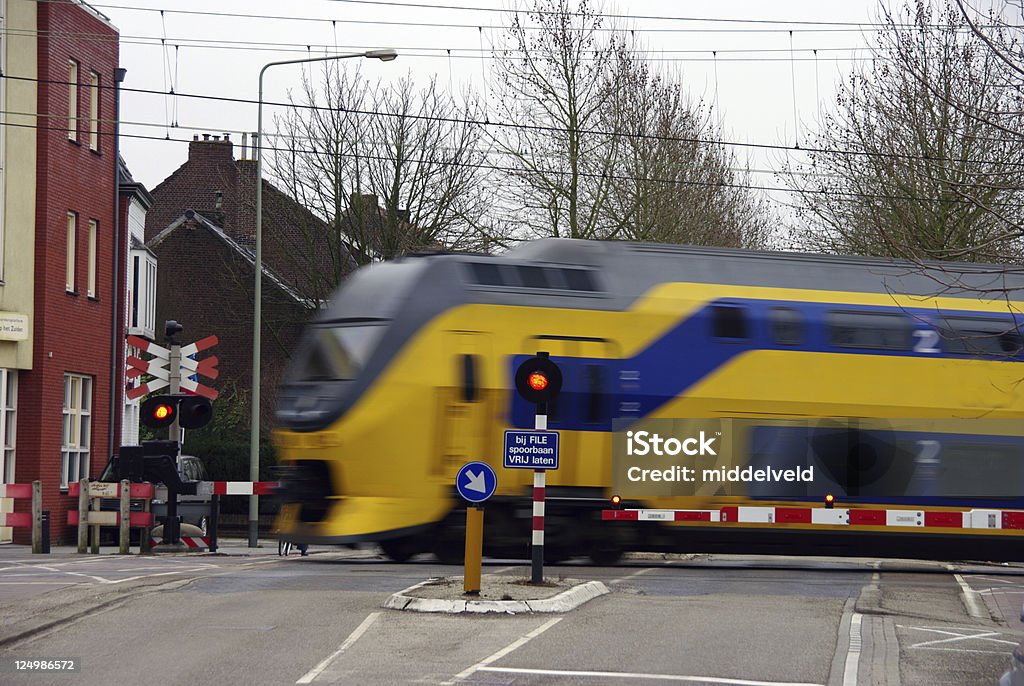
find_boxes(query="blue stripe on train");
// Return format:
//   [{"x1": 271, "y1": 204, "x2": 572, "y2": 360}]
[{"x1": 510, "y1": 297, "x2": 1024, "y2": 432}]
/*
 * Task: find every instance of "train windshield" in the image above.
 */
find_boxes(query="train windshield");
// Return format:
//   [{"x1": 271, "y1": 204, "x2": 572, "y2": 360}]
[{"x1": 289, "y1": 323, "x2": 386, "y2": 382}]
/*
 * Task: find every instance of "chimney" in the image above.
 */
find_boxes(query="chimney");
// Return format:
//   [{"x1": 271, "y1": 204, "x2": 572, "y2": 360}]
[
  {"x1": 241, "y1": 132, "x2": 248, "y2": 160},
  {"x1": 188, "y1": 132, "x2": 234, "y2": 164},
  {"x1": 215, "y1": 190, "x2": 223, "y2": 211}
]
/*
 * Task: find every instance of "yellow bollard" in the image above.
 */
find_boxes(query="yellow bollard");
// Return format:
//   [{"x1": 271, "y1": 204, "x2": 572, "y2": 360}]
[{"x1": 464, "y1": 507, "x2": 483, "y2": 594}]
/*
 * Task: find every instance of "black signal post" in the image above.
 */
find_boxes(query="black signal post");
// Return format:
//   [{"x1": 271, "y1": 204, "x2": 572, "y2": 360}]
[{"x1": 514, "y1": 352, "x2": 562, "y2": 584}]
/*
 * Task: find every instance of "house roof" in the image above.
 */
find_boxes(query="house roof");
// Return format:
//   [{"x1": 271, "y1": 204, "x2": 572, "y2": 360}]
[{"x1": 148, "y1": 210, "x2": 312, "y2": 307}]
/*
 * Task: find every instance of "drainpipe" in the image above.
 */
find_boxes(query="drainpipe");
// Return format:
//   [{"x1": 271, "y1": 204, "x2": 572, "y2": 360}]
[{"x1": 108, "y1": 67, "x2": 127, "y2": 460}]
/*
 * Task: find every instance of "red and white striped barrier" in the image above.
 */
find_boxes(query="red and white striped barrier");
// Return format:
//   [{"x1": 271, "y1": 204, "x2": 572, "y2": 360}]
[
  {"x1": 69, "y1": 482, "x2": 155, "y2": 499},
  {"x1": 0, "y1": 483, "x2": 34, "y2": 529},
  {"x1": 196, "y1": 481, "x2": 277, "y2": 496},
  {"x1": 602, "y1": 506, "x2": 1024, "y2": 530},
  {"x1": 150, "y1": 536, "x2": 210, "y2": 550}
]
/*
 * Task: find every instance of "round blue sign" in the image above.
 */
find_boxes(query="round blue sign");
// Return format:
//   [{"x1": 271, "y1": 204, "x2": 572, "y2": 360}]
[{"x1": 455, "y1": 461, "x2": 498, "y2": 503}]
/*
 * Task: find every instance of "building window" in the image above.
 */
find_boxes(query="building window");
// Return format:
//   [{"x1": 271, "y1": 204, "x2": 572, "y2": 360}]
[
  {"x1": 128, "y1": 249, "x2": 158, "y2": 339},
  {"x1": 89, "y1": 72, "x2": 99, "y2": 151},
  {"x1": 61, "y1": 374, "x2": 92, "y2": 489},
  {"x1": 66, "y1": 213, "x2": 76, "y2": 292},
  {"x1": 87, "y1": 220, "x2": 97, "y2": 297},
  {"x1": 68, "y1": 60, "x2": 78, "y2": 142},
  {"x1": 0, "y1": 370, "x2": 16, "y2": 485}
]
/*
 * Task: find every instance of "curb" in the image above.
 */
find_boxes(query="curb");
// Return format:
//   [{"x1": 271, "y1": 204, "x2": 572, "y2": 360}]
[{"x1": 384, "y1": 579, "x2": 609, "y2": 614}]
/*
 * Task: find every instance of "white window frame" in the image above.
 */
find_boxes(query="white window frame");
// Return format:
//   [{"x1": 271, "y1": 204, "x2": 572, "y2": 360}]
[
  {"x1": 128, "y1": 248, "x2": 157, "y2": 339},
  {"x1": 67, "y1": 59, "x2": 78, "y2": 142},
  {"x1": 89, "y1": 71, "x2": 99, "y2": 151},
  {"x1": 61, "y1": 374, "x2": 92, "y2": 489},
  {"x1": 66, "y1": 212, "x2": 76, "y2": 292},
  {"x1": 87, "y1": 219, "x2": 97, "y2": 297},
  {"x1": 0, "y1": 370, "x2": 16, "y2": 485}
]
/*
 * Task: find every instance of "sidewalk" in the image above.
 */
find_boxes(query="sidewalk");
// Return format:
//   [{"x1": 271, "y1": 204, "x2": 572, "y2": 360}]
[{"x1": 0, "y1": 536, "x2": 297, "y2": 559}]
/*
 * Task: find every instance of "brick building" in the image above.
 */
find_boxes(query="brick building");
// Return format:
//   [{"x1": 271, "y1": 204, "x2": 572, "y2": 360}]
[
  {"x1": 0, "y1": 0, "x2": 126, "y2": 544},
  {"x1": 145, "y1": 136, "x2": 353, "y2": 430}
]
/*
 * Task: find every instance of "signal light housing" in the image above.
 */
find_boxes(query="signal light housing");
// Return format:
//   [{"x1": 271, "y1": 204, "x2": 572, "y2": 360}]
[
  {"x1": 514, "y1": 353, "x2": 563, "y2": 405},
  {"x1": 140, "y1": 394, "x2": 214, "y2": 430},
  {"x1": 141, "y1": 396, "x2": 177, "y2": 429}
]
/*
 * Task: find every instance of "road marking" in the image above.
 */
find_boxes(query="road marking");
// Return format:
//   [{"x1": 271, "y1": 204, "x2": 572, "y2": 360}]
[
  {"x1": 442, "y1": 617, "x2": 562, "y2": 685},
  {"x1": 610, "y1": 567, "x2": 655, "y2": 584},
  {"x1": 842, "y1": 612, "x2": 862, "y2": 686},
  {"x1": 953, "y1": 574, "x2": 989, "y2": 619},
  {"x1": 477, "y1": 667, "x2": 822, "y2": 685},
  {"x1": 296, "y1": 611, "x2": 380, "y2": 684},
  {"x1": 899, "y1": 625, "x2": 1018, "y2": 649}
]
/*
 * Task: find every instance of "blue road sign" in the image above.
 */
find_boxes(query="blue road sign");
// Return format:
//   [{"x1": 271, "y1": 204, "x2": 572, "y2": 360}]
[
  {"x1": 503, "y1": 430, "x2": 560, "y2": 470},
  {"x1": 456, "y1": 461, "x2": 498, "y2": 503}
]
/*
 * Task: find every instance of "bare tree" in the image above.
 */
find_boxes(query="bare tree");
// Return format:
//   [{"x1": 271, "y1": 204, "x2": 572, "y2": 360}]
[
  {"x1": 784, "y1": 0, "x2": 1024, "y2": 262},
  {"x1": 490, "y1": 0, "x2": 621, "y2": 239},
  {"x1": 267, "y1": 64, "x2": 496, "y2": 285},
  {"x1": 601, "y1": 45, "x2": 770, "y2": 248},
  {"x1": 492, "y1": 0, "x2": 770, "y2": 247}
]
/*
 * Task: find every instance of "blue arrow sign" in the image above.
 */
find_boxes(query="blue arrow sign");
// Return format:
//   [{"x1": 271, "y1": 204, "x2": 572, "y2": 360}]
[{"x1": 456, "y1": 461, "x2": 498, "y2": 503}]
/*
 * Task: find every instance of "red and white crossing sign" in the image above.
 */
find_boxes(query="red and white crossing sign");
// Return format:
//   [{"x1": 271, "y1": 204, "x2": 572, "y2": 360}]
[{"x1": 126, "y1": 334, "x2": 219, "y2": 401}]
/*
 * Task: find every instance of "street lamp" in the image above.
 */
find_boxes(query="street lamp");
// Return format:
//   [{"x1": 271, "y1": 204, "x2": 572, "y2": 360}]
[{"x1": 249, "y1": 49, "x2": 398, "y2": 547}]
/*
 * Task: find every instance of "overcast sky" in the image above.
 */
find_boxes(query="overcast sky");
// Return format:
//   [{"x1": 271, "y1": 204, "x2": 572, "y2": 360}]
[{"x1": 100, "y1": 0, "x2": 889, "y2": 196}]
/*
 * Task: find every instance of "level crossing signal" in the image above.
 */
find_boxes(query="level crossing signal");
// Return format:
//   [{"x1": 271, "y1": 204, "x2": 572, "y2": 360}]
[
  {"x1": 514, "y1": 352, "x2": 563, "y2": 404},
  {"x1": 141, "y1": 394, "x2": 214, "y2": 430}
]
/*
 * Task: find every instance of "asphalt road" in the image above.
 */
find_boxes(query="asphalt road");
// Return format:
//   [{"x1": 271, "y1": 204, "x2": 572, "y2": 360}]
[{"x1": 0, "y1": 548, "x2": 1022, "y2": 685}]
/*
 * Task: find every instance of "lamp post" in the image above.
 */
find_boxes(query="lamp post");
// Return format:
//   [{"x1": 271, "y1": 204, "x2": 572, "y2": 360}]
[{"x1": 249, "y1": 49, "x2": 398, "y2": 547}]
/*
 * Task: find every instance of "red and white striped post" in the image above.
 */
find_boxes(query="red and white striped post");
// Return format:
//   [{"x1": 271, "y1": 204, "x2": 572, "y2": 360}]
[{"x1": 531, "y1": 407, "x2": 547, "y2": 584}]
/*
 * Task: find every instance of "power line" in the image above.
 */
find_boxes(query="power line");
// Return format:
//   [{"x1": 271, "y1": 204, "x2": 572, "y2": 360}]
[
  {"x1": 59, "y1": 1, "x2": 999, "y2": 35},
  {"x1": 7, "y1": 114, "x2": 1024, "y2": 211},
  {"x1": 4, "y1": 71, "x2": 1024, "y2": 172}
]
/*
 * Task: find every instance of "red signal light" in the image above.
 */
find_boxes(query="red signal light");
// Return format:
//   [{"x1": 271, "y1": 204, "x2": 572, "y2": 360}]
[
  {"x1": 824, "y1": 493, "x2": 835, "y2": 509},
  {"x1": 610, "y1": 494, "x2": 622, "y2": 506},
  {"x1": 528, "y1": 372, "x2": 549, "y2": 391},
  {"x1": 153, "y1": 404, "x2": 173, "y2": 421}
]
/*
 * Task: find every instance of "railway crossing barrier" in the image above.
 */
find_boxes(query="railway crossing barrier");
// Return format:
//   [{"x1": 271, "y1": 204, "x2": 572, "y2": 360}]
[
  {"x1": 601, "y1": 505, "x2": 1024, "y2": 529},
  {"x1": 0, "y1": 481, "x2": 45, "y2": 553},
  {"x1": 68, "y1": 480, "x2": 154, "y2": 554}
]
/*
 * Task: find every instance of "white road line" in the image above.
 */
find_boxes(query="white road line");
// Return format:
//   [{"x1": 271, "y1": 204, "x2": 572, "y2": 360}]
[
  {"x1": 441, "y1": 617, "x2": 563, "y2": 685},
  {"x1": 953, "y1": 574, "x2": 989, "y2": 620},
  {"x1": 295, "y1": 611, "x2": 381, "y2": 684},
  {"x1": 842, "y1": 613, "x2": 862, "y2": 686},
  {"x1": 477, "y1": 667, "x2": 822, "y2": 685},
  {"x1": 610, "y1": 567, "x2": 655, "y2": 584}
]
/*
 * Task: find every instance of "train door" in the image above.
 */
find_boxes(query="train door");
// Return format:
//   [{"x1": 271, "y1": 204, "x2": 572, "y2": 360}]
[{"x1": 436, "y1": 331, "x2": 492, "y2": 479}]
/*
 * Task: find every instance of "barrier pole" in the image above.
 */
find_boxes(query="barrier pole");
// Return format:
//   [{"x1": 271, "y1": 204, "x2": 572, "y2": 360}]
[
  {"x1": 531, "y1": 407, "x2": 547, "y2": 584},
  {"x1": 31, "y1": 480, "x2": 41, "y2": 554},
  {"x1": 209, "y1": 494, "x2": 219, "y2": 553},
  {"x1": 90, "y1": 494, "x2": 100, "y2": 554},
  {"x1": 77, "y1": 479, "x2": 88, "y2": 554},
  {"x1": 140, "y1": 491, "x2": 152, "y2": 554},
  {"x1": 119, "y1": 479, "x2": 130, "y2": 554},
  {"x1": 464, "y1": 507, "x2": 483, "y2": 594}
]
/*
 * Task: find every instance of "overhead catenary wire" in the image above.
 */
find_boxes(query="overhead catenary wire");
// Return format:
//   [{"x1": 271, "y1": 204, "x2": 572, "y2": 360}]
[
  {"x1": 3, "y1": 71, "x2": 1022, "y2": 172},
  {"x1": 7, "y1": 114, "x2": 1024, "y2": 211}
]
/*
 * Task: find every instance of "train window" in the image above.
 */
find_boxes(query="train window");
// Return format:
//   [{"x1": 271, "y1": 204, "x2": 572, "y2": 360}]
[
  {"x1": 769, "y1": 307, "x2": 804, "y2": 345},
  {"x1": 711, "y1": 304, "x2": 749, "y2": 339},
  {"x1": 937, "y1": 316, "x2": 1023, "y2": 357},
  {"x1": 470, "y1": 262, "x2": 505, "y2": 286},
  {"x1": 583, "y1": 364, "x2": 607, "y2": 424},
  {"x1": 517, "y1": 266, "x2": 549, "y2": 289},
  {"x1": 826, "y1": 311, "x2": 913, "y2": 350},
  {"x1": 562, "y1": 269, "x2": 598, "y2": 291},
  {"x1": 460, "y1": 354, "x2": 479, "y2": 403},
  {"x1": 289, "y1": 324, "x2": 385, "y2": 382}
]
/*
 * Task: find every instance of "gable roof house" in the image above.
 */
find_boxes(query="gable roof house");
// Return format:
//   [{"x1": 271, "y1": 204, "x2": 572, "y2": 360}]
[{"x1": 144, "y1": 134, "x2": 355, "y2": 430}]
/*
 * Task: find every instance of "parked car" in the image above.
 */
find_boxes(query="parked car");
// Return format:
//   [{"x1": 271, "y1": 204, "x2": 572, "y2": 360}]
[{"x1": 97, "y1": 453, "x2": 212, "y2": 533}]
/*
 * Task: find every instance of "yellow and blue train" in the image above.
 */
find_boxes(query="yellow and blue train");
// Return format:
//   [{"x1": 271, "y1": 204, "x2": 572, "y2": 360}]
[{"x1": 272, "y1": 239, "x2": 1024, "y2": 562}]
